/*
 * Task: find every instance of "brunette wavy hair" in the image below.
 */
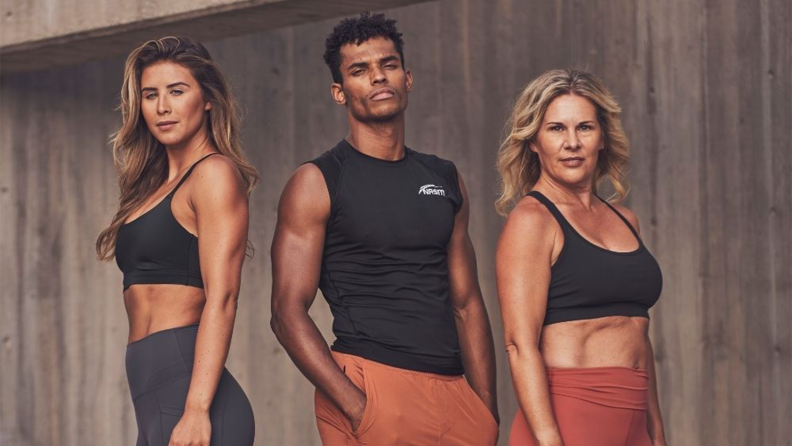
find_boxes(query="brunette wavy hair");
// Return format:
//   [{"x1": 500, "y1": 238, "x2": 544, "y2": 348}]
[{"x1": 96, "y1": 36, "x2": 259, "y2": 260}]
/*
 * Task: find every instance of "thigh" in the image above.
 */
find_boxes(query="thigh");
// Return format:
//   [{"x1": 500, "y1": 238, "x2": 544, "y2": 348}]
[
  {"x1": 624, "y1": 409, "x2": 652, "y2": 446},
  {"x1": 155, "y1": 374, "x2": 212, "y2": 445},
  {"x1": 508, "y1": 411, "x2": 537, "y2": 446},
  {"x1": 214, "y1": 369, "x2": 255, "y2": 446},
  {"x1": 553, "y1": 395, "x2": 634, "y2": 446},
  {"x1": 354, "y1": 363, "x2": 440, "y2": 445},
  {"x1": 316, "y1": 353, "x2": 439, "y2": 446},
  {"x1": 314, "y1": 354, "x2": 366, "y2": 446},
  {"x1": 133, "y1": 393, "x2": 167, "y2": 446},
  {"x1": 508, "y1": 396, "x2": 642, "y2": 446},
  {"x1": 315, "y1": 389, "x2": 355, "y2": 446},
  {"x1": 154, "y1": 370, "x2": 253, "y2": 446},
  {"x1": 438, "y1": 379, "x2": 498, "y2": 446}
]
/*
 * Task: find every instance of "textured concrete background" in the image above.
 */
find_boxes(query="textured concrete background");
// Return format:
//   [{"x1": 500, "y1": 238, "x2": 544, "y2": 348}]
[
  {"x1": 1, "y1": 0, "x2": 272, "y2": 47},
  {"x1": 0, "y1": 0, "x2": 432, "y2": 73},
  {"x1": 1, "y1": 0, "x2": 790, "y2": 445}
]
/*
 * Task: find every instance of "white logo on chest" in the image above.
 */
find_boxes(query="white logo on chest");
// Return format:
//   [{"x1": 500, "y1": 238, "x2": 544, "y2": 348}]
[{"x1": 419, "y1": 184, "x2": 446, "y2": 196}]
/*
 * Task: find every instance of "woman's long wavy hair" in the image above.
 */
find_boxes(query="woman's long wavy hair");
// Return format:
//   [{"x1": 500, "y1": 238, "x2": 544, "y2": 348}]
[
  {"x1": 495, "y1": 69, "x2": 630, "y2": 216},
  {"x1": 96, "y1": 36, "x2": 259, "y2": 260}
]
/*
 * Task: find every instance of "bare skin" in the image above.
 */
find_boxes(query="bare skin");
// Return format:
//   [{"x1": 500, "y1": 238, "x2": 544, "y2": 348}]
[
  {"x1": 125, "y1": 61, "x2": 249, "y2": 446},
  {"x1": 497, "y1": 94, "x2": 667, "y2": 446},
  {"x1": 270, "y1": 36, "x2": 498, "y2": 433}
]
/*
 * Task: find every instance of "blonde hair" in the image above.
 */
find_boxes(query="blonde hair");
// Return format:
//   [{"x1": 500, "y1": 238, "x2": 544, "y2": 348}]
[
  {"x1": 96, "y1": 36, "x2": 259, "y2": 260},
  {"x1": 495, "y1": 69, "x2": 630, "y2": 215}
]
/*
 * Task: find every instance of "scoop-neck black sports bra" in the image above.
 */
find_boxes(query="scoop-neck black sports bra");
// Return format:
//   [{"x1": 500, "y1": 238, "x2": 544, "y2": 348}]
[
  {"x1": 528, "y1": 190, "x2": 663, "y2": 325},
  {"x1": 115, "y1": 153, "x2": 217, "y2": 291}
]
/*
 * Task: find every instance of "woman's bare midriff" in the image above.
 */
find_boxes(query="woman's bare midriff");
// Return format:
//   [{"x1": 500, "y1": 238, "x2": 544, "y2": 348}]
[
  {"x1": 539, "y1": 316, "x2": 650, "y2": 369},
  {"x1": 124, "y1": 284, "x2": 206, "y2": 344}
]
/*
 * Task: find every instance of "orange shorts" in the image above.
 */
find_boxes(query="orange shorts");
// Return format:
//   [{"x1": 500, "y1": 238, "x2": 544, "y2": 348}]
[
  {"x1": 509, "y1": 367, "x2": 651, "y2": 446},
  {"x1": 315, "y1": 351, "x2": 498, "y2": 446}
]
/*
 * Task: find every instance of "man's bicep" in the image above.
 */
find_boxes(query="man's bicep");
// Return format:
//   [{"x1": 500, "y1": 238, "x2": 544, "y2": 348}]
[{"x1": 271, "y1": 164, "x2": 331, "y2": 309}]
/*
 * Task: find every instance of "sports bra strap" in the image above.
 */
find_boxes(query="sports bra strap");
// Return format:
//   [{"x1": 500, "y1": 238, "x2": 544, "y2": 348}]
[
  {"x1": 167, "y1": 153, "x2": 219, "y2": 198},
  {"x1": 526, "y1": 190, "x2": 574, "y2": 232},
  {"x1": 595, "y1": 195, "x2": 642, "y2": 241}
]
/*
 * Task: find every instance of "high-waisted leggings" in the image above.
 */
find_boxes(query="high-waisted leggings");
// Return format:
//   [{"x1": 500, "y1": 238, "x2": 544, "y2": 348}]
[
  {"x1": 509, "y1": 367, "x2": 651, "y2": 446},
  {"x1": 126, "y1": 324, "x2": 255, "y2": 446}
]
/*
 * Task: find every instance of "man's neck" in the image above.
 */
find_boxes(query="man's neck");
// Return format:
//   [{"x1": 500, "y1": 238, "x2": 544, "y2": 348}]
[{"x1": 346, "y1": 115, "x2": 406, "y2": 161}]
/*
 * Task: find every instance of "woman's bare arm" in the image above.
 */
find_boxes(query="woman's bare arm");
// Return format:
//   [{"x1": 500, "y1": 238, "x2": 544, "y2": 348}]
[
  {"x1": 496, "y1": 198, "x2": 564, "y2": 446},
  {"x1": 170, "y1": 156, "x2": 249, "y2": 445}
]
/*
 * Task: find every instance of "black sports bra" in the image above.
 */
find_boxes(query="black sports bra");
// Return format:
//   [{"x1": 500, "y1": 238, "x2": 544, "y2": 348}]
[
  {"x1": 115, "y1": 153, "x2": 217, "y2": 291},
  {"x1": 528, "y1": 191, "x2": 663, "y2": 325}
]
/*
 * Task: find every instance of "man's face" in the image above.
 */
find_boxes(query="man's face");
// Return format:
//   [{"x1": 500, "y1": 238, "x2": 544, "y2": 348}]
[{"x1": 331, "y1": 37, "x2": 412, "y2": 123}]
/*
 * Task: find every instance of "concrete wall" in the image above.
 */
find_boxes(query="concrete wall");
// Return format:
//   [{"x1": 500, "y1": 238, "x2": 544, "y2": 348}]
[
  {"x1": 1, "y1": 0, "x2": 790, "y2": 445},
  {"x1": 0, "y1": 0, "x2": 431, "y2": 73},
  {"x1": 1, "y1": 0, "x2": 276, "y2": 47}
]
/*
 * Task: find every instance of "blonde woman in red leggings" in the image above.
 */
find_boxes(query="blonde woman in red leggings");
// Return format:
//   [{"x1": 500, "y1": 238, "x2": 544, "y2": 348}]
[{"x1": 494, "y1": 69, "x2": 667, "y2": 446}]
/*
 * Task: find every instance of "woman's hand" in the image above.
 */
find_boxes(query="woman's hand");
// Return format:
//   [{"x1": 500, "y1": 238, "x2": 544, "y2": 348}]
[{"x1": 168, "y1": 408, "x2": 211, "y2": 446}]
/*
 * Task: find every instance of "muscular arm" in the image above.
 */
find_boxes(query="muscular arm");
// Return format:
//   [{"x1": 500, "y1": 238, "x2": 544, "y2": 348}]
[
  {"x1": 496, "y1": 199, "x2": 563, "y2": 446},
  {"x1": 171, "y1": 157, "x2": 249, "y2": 445},
  {"x1": 269, "y1": 163, "x2": 366, "y2": 428},
  {"x1": 447, "y1": 173, "x2": 499, "y2": 423}
]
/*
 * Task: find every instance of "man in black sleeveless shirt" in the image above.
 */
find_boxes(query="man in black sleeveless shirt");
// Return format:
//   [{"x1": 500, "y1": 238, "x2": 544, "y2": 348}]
[{"x1": 271, "y1": 13, "x2": 498, "y2": 446}]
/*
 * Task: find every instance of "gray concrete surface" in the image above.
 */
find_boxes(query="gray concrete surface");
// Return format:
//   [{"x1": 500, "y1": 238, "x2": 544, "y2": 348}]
[{"x1": 0, "y1": 0, "x2": 432, "y2": 74}]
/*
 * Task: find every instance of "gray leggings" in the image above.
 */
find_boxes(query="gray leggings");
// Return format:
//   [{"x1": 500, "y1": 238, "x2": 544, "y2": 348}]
[{"x1": 126, "y1": 324, "x2": 255, "y2": 446}]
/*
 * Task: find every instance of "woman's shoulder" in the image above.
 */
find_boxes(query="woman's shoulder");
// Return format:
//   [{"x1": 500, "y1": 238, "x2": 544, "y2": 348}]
[
  {"x1": 189, "y1": 153, "x2": 245, "y2": 194},
  {"x1": 503, "y1": 194, "x2": 559, "y2": 236},
  {"x1": 193, "y1": 153, "x2": 242, "y2": 178},
  {"x1": 497, "y1": 194, "x2": 560, "y2": 258}
]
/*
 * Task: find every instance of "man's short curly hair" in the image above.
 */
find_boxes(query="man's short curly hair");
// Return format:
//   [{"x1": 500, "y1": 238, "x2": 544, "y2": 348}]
[{"x1": 323, "y1": 12, "x2": 405, "y2": 84}]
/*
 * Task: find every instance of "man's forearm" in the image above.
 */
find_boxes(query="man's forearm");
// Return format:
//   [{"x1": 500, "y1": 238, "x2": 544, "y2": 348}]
[
  {"x1": 455, "y1": 297, "x2": 498, "y2": 419},
  {"x1": 271, "y1": 306, "x2": 364, "y2": 418}
]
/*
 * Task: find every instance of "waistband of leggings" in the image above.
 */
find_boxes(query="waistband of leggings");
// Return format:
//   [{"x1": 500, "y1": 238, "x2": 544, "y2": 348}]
[
  {"x1": 332, "y1": 351, "x2": 464, "y2": 381},
  {"x1": 125, "y1": 324, "x2": 198, "y2": 399},
  {"x1": 546, "y1": 366, "x2": 648, "y2": 410}
]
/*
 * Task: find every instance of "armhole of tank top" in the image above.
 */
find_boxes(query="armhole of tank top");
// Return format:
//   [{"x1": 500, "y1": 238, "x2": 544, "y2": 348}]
[
  {"x1": 596, "y1": 195, "x2": 643, "y2": 245},
  {"x1": 448, "y1": 162, "x2": 463, "y2": 214},
  {"x1": 165, "y1": 152, "x2": 220, "y2": 238},
  {"x1": 305, "y1": 155, "x2": 344, "y2": 222},
  {"x1": 526, "y1": 191, "x2": 569, "y2": 269}
]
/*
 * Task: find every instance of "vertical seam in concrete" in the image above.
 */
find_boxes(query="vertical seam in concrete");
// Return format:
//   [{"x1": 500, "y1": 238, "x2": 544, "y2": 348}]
[
  {"x1": 758, "y1": 0, "x2": 777, "y2": 443},
  {"x1": 697, "y1": 2, "x2": 711, "y2": 445},
  {"x1": 644, "y1": 15, "x2": 659, "y2": 246}
]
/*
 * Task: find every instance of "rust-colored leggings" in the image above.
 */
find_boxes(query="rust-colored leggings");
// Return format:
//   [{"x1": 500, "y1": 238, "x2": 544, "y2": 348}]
[
  {"x1": 315, "y1": 352, "x2": 498, "y2": 446},
  {"x1": 509, "y1": 367, "x2": 651, "y2": 446}
]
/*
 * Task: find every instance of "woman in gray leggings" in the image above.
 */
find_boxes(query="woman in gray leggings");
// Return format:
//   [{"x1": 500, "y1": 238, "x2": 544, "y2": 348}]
[{"x1": 96, "y1": 36, "x2": 258, "y2": 445}]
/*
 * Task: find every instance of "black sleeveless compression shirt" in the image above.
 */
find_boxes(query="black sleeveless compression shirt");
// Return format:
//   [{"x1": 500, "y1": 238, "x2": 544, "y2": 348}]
[
  {"x1": 115, "y1": 153, "x2": 217, "y2": 291},
  {"x1": 528, "y1": 191, "x2": 663, "y2": 325},
  {"x1": 308, "y1": 140, "x2": 464, "y2": 375}
]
